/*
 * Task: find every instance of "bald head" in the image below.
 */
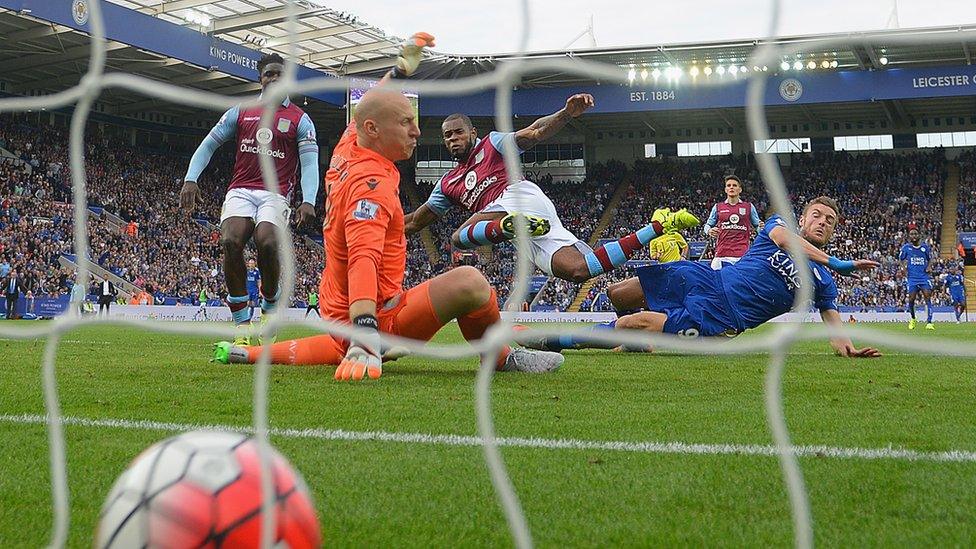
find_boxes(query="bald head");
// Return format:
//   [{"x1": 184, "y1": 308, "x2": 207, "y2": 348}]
[
  {"x1": 354, "y1": 87, "x2": 410, "y2": 130},
  {"x1": 354, "y1": 87, "x2": 420, "y2": 162}
]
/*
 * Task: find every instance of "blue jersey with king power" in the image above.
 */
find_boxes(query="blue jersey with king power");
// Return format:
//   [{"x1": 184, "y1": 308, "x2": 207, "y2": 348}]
[
  {"x1": 898, "y1": 243, "x2": 931, "y2": 283},
  {"x1": 720, "y1": 215, "x2": 838, "y2": 330},
  {"x1": 246, "y1": 268, "x2": 261, "y2": 296},
  {"x1": 947, "y1": 273, "x2": 965, "y2": 300}
]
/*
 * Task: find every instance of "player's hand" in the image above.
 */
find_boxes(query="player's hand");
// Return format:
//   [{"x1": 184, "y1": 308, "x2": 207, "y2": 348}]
[
  {"x1": 335, "y1": 320, "x2": 382, "y2": 381},
  {"x1": 395, "y1": 32, "x2": 436, "y2": 77},
  {"x1": 853, "y1": 259, "x2": 881, "y2": 272},
  {"x1": 707, "y1": 227, "x2": 720, "y2": 238},
  {"x1": 335, "y1": 344, "x2": 382, "y2": 380},
  {"x1": 564, "y1": 93, "x2": 595, "y2": 117},
  {"x1": 294, "y1": 203, "x2": 316, "y2": 230},
  {"x1": 179, "y1": 181, "x2": 201, "y2": 211},
  {"x1": 835, "y1": 342, "x2": 882, "y2": 358}
]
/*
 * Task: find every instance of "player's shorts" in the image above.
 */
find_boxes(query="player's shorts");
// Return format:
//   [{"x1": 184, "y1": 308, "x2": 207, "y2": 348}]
[
  {"x1": 710, "y1": 256, "x2": 742, "y2": 270},
  {"x1": 248, "y1": 291, "x2": 261, "y2": 305},
  {"x1": 906, "y1": 279, "x2": 933, "y2": 293},
  {"x1": 636, "y1": 260, "x2": 741, "y2": 338},
  {"x1": 220, "y1": 188, "x2": 291, "y2": 227},
  {"x1": 951, "y1": 291, "x2": 966, "y2": 305},
  {"x1": 319, "y1": 280, "x2": 445, "y2": 357},
  {"x1": 481, "y1": 180, "x2": 591, "y2": 275}
]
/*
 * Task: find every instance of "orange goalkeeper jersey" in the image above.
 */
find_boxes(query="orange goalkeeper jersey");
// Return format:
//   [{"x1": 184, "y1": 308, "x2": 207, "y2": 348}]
[{"x1": 319, "y1": 121, "x2": 406, "y2": 322}]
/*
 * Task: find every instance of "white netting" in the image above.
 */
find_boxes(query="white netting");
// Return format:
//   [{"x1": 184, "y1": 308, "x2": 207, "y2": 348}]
[{"x1": 4, "y1": 1, "x2": 976, "y2": 547}]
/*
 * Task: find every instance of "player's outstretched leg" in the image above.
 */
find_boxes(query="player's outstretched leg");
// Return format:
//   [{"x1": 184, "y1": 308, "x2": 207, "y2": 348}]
[
  {"x1": 518, "y1": 310, "x2": 665, "y2": 352},
  {"x1": 213, "y1": 266, "x2": 563, "y2": 374},
  {"x1": 552, "y1": 208, "x2": 699, "y2": 282},
  {"x1": 452, "y1": 212, "x2": 551, "y2": 250}
]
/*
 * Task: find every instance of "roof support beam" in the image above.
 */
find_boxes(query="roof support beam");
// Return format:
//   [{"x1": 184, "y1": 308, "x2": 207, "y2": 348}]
[
  {"x1": 139, "y1": 0, "x2": 216, "y2": 14},
  {"x1": 4, "y1": 41, "x2": 129, "y2": 72},
  {"x1": 338, "y1": 56, "x2": 397, "y2": 74},
  {"x1": 264, "y1": 25, "x2": 356, "y2": 47},
  {"x1": 5, "y1": 23, "x2": 75, "y2": 42},
  {"x1": 964, "y1": 42, "x2": 973, "y2": 65},
  {"x1": 12, "y1": 57, "x2": 186, "y2": 92},
  {"x1": 211, "y1": 7, "x2": 327, "y2": 35},
  {"x1": 305, "y1": 41, "x2": 390, "y2": 64},
  {"x1": 861, "y1": 43, "x2": 883, "y2": 69}
]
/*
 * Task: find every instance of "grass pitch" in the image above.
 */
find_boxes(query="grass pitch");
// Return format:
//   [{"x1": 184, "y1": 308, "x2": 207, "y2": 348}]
[{"x1": 2, "y1": 321, "x2": 976, "y2": 547}]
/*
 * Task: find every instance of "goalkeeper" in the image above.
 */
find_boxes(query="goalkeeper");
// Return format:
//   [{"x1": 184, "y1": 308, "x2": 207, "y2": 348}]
[{"x1": 214, "y1": 33, "x2": 563, "y2": 380}]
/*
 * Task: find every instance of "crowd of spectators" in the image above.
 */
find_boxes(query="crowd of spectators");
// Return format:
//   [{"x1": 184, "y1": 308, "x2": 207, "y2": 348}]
[{"x1": 1, "y1": 112, "x2": 967, "y2": 316}]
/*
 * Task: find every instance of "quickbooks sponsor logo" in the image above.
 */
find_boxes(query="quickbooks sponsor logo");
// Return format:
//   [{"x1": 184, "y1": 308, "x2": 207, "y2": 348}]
[{"x1": 239, "y1": 139, "x2": 285, "y2": 159}]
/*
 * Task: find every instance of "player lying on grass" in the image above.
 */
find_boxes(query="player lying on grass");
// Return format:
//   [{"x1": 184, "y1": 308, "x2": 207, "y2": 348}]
[
  {"x1": 213, "y1": 33, "x2": 564, "y2": 381},
  {"x1": 519, "y1": 196, "x2": 883, "y2": 358},
  {"x1": 402, "y1": 98, "x2": 699, "y2": 282}
]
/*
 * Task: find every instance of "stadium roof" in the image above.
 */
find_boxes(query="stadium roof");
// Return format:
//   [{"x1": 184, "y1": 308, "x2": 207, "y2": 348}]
[
  {"x1": 110, "y1": 0, "x2": 428, "y2": 75},
  {"x1": 396, "y1": 24, "x2": 976, "y2": 87}
]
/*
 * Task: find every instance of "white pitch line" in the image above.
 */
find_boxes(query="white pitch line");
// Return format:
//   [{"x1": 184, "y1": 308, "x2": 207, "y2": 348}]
[{"x1": 2, "y1": 413, "x2": 975, "y2": 464}]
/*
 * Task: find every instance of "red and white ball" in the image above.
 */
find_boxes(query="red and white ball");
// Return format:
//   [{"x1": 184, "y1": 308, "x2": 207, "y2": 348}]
[{"x1": 96, "y1": 430, "x2": 321, "y2": 548}]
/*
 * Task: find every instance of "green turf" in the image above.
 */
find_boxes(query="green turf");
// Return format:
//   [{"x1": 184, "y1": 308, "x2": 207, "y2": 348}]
[{"x1": 2, "y1": 321, "x2": 976, "y2": 547}]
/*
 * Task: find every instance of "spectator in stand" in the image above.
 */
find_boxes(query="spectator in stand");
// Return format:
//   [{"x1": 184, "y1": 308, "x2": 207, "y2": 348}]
[{"x1": 4, "y1": 269, "x2": 24, "y2": 319}]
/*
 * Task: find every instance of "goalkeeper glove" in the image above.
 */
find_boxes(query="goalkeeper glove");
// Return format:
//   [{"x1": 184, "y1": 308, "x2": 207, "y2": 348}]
[
  {"x1": 391, "y1": 32, "x2": 436, "y2": 78},
  {"x1": 335, "y1": 314, "x2": 382, "y2": 381}
]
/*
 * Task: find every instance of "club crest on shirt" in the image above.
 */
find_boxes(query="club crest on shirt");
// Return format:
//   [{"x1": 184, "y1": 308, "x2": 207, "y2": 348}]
[
  {"x1": 353, "y1": 199, "x2": 379, "y2": 221},
  {"x1": 474, "y1": 149, "x2": 486, "y2": 164},
  {"x1": 464, "y1": 171, "x2": 477, "y2": 190},
  {"x1": 256, "y1": 128, "x2": 273, "y2": 145},
  {"x1": 277, "y1": 118, "x2": 291, "y2": 133},
  {"x1": 739, "y1": 207, "x2": 746, "y2": 215}
]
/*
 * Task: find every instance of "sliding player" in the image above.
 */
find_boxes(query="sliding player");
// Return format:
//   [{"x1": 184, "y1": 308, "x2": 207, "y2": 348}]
[
  {"x1": 521, "y1": 197, "x2": 882, "y2": 358},
  {"x1": 214, "y1": 33, "x2": 563, "y2": 380},
  {"x1": 180, "y1": 53, "x2": 319, "y2": 344},
  {"x1": 403, "y1": 101, "x2": 698, "y2": 282}
]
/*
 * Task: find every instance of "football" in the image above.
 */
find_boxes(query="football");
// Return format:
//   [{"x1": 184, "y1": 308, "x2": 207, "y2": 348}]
[{"x1": 95, "y1": 430, "x2": 321, "y2": 548}]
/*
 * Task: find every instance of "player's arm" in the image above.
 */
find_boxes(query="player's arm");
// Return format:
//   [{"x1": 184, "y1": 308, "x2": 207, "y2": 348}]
[
  {"x1": 750, "y1": 205, "x2": 763, "y2": 232},
  {"x1": 404, "y1": 178, "x2": 450, "y2": 234},
  {"x1": 703, "y1": 204, "x2": 719, "y2": 237},
  {"x1": 294, "y1": 113, "x2": 320, "y2": 229},
  {"x1": 768, "y1": 222, "x2": 879, "y2": 275},
  {"x1": 513, "y1": 94, "x2": 595, "y2": 151},
  {"x1": 649, "y1": 239, "x2": 662, "y2": 260},
  {"x1": 820, "y1": 308, "x2": 881, "y2": 358},
  {"x1": 336, "y1": 178, "x2": 393, "y2": 381},
  {"x1": 679, "y1": 238, "x2": 690, "y2": 259},
  {"x1": 378, "y1": 32, "x2": 436, "y2": 86},
  {"x1": 181, "y1": 106, "x2": 237, "y2": 211}
]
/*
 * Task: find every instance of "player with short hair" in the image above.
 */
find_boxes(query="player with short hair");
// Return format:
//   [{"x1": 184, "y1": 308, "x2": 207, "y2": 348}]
[
  {"x1": 403, "y1": 101, "x2": 699, "y2": 283},
  {"x1": 245, "y1": 258, "x2": 261, "y2": 307},
  {"x1": 899, "y1": 225, "x2": 934, "y2": 330},
  {"x1": 521, "y1": 197, "x2": 882, "y2": 358},
  {"x1": 703, "y1": 175, "x2": 762, "y2": 270},
  {"x1": 944, "y1": 266, "x2": 968, "y2": 323},
  {"x1": 304, "y1": 288, "x2": 319, "y2": 318},
  {"x1": 180, "y1": 52, "x2": 320, "y2": 344},
  {"x1": 214, "y1": 33, "x2": 564, "y2": 380}
]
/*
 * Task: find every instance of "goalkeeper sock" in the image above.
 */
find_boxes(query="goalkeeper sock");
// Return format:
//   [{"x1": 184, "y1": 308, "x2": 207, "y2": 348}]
[
  {"x1": 456, "y1": 220, "x2": 507, "y2": 249},
  {"x1": 246, "y1": 335, "x2": 344, "y2": 365},
  {"x1": 457, "y1": 288, "x2": 511, "y2": 370},
  {"x1": 261, "y1": 288, "x2": 281, "y2": 314},
  {"x1": 584, "y1": 221, "x2": 662, "y2": 277},
  {"x1": 227, "y1": 294, "x2": 251, "y2": 325}
]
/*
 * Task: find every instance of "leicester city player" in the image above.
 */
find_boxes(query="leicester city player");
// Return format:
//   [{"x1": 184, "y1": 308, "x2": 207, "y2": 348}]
[
  {"x1": 521, "y1": 197, "x2": 882, "y2": 358},
  {"x1": 944, "y1": 265, "x2": 968, "y2": 323},
  {"x1": 898, "y1": 225, "x2": 934, "y2": 330}
]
